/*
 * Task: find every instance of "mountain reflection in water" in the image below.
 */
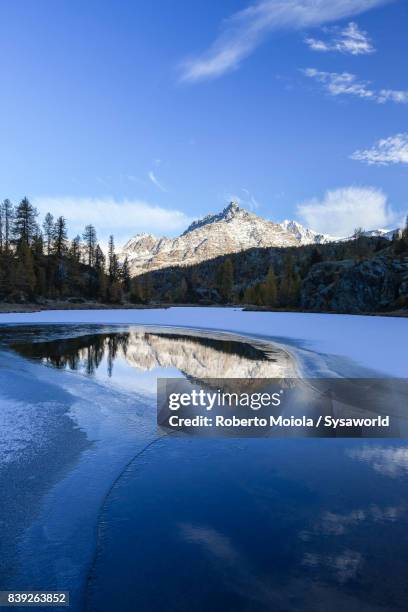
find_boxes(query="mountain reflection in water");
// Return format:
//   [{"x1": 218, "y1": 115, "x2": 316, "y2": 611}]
[
  {"x1": 3, "y1": 325, "x2": 408, "y2": 611},
  {"x1": 12, "y1": 328, "x2": 297, "y2": 381}
]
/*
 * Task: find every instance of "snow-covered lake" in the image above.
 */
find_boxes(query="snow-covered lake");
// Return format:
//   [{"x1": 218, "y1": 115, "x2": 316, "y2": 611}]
[{"x1": 0, "y1": 308, "x2": 407, "y2": 611}]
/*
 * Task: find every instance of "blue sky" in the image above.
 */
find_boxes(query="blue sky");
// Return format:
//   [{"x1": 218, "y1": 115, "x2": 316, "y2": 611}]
[{"x1": 0, "y1": 0, "x2": 407, "y2": 245}]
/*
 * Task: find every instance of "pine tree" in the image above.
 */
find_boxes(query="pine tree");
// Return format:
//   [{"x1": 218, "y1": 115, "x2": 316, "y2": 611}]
[
  {"x1": 280, "y1": 255, "x2": 301, "y2": 308},
  {"x1": 243, "y1": 286, "x2": 255, "y2": 304},
  {"x1": 178, "y1": 277, "x2": 188, "y2": 303},
  {"x1": 121, "y1": 256, "x2": 131, "y2": 293},
  {"x1": 242, "y1": 283, "x2": 263, "y2": 305},
  {"x1": 69, "y1": 235, "x2": 82, "y2": 263},
  {"x1": 95, "y1": 245, "x2": 105, "y2": 270},
  {"x1": 32, "y1": 232, "x2": 44, "y2": 257},
  {"x1": 310, "y1": 247, "x2": 323, "y2": 266},
  {"x1": 53, "y1": 216, "x2": 68, "y2": 258},
  {"x1": 217, "y1": 258, "x2": 234, "y2": 302},
  {"x1": 292, "y1": 270, "x2": 301, "y2": 306},
  {"x1": 13, "y1": 197, "x2": 39, "y2": 247},
  {"x1": 95, "y1": 245, "x2": 107, "y2": 300},
  {"x1": 143, "y1": 274, "x2": 152, "y2": 303},
  {"x1": 0, "y1": 201, "x2": 14, "y2": 295},
  {"x1": 35, "y1": 265, "x2": 47, "y2": 297},
  {"x1": 0, "y1": 203, "x2": 3, "y2": 252},
  {"x1": 280, "y1": 256, "x2": 294, "y2": 307},
  {"x1": 106, "y1": 235, "x2": 122, "y2": 302},
  {"x1": 108, "y1": 235, "x2": 119, "y2": 282},
  {"x1": 43, "y1": 213, "x2": 54, "y2": 256},
  {"x1": 403, "y1": 215, "x2": 408, "y2": 246},
  {"x1": 129, "y1": 278, "x2": 144, "y2": 303},
  {"x1": 1, "y1": 199, "x2": 13, "y2": 253},
  {"x1": 83, "y1": 225, "x2": 97, "y2": 267},
  {"x1": 14, "y1": 242, "x2": 36, "y2": 297},
  {"x1": 67, "y1": 235, "x2": 83, "y2": 296},
  {"x1": 262, "y1": 266, "x2": 277, "y2": 307}
]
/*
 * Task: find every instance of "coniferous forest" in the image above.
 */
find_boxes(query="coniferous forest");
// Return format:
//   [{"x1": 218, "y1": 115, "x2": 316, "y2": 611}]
[
  {"x1": 136, "y1": 219, "x2": 408, "y2": 314},
  {"x1": 0, "y1": 197, "x2": 130, "y2": 305},
  {"x1": 0, "y1": 197, "x2": 407, "y2": 314}
]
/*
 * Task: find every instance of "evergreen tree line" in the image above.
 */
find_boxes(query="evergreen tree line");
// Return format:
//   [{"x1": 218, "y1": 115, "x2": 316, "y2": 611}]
[
  {"x1": 1, "y1": 196, "x2": 407, "y2": 311},
  {"x1": 0, "y1": 197, "x2": 130, "y2": 303},
  {"x1": 139, "y1": 217, "x2": 408, "y2": 310}
]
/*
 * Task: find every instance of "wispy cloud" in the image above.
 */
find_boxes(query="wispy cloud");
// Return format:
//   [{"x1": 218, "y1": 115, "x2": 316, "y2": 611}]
[
  {"x1": 179, "y1": 0, "x2": 390, "y2": 82},
  {"x1": 303, "y1": 550, "x2": 363, "y2": 583},
  {"x1": 179, "y1": 523, "x2": 278, "y2": 605},
  {"x1": 303, "y1": 68, "x2": 408, "y2": 104},
  {"x1": 226, "y1": 188, "x2": 260, "y2": 211},
  {"x1": 351, "y1": 133, "x2": 408, "y2": 165},
  {"x1": 376, "y1": 89, "x2": 408, "y2": 104},
  {"x1": 347, "y1": 446, "x2": 408, "y2": 478},
  {"x1": 305, "y1": 21, "x2": 375, "y2": 55},
  {"x1": 297, "y1": 186, "x2": 395, "y2": 235},
  {"x1": 303, "y1": 68, "x2": 374, "y2": 98},
  {"x1": 148, "y1": 170, "x2": 167, "y2": 192},
  {"x1": 301, "y1": 505, "x2": 403, "y2": 540},
  {"x1": 124, "y1": 174, "x2": 139, "y2": 183},
  {"x1": 32, "y1": 196, "x2": 192, "y2": 247}
]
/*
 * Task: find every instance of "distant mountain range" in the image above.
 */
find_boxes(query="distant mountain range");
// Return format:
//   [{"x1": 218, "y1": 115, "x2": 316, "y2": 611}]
[{"x1": 121, "y1": 201, "x2": 397, "y2": 277}]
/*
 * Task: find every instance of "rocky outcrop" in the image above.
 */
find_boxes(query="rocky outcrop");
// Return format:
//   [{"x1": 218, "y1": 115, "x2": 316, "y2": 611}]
[{"x1": 301, "y1": 256, "x2": 408, "y2": 313}]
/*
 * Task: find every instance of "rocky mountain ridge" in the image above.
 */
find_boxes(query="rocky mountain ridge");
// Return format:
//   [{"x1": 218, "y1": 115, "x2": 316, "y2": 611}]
[
  {"x1": 125, "y1": 330, "x2": 296, "y2": 379},
  {"x1": 121, "y1": 202, "x2": 337, "y2": 277}
]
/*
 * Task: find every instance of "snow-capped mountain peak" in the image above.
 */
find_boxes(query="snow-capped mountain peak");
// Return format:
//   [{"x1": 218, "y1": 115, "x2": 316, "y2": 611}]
[
  {"x1": 121, "y1": 203, "x2": 399, "y2": 277},
  {"x1": 279, "y1": 219, "x2": 337, "y2": 244},
  {"x1": 182, "y1": 201, "x2": 246, "y2": 235},
  {"x1": 121, "y1": 203, "x2": 335, "y2": 277}
]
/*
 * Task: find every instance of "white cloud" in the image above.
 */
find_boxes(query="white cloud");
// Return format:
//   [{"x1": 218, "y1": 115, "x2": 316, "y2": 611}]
[
  {"x1": 179, "y1": 0, "x2": 389, "y2": 82},
  {"x1": 303, "y1": 68, "x2": 374, "y2": 98},
  {"x1": 32, "y1": 196, "x2": 193, "y2": 248},
  {"x1": 297, "y1": 186, "x2": 395, "y2": 235},
  {"x1": 347, "y1": 446, "x2": 408, "y2": 478},
  {"x1": 180, "y1": 524, "x2": 239, "y2": 562},
  {"x1": 301, "y1": 505, "x2": 403, "y2": 540},
  {"x1": 303, "y1": 550, "x2": 362, "y2": 583},
  {"x1": 303, "y1": 68, "x2": 408, "y2": 104},
  {"x1": 148, "y1": 170, "x2": 167, "y2": 192},
  {"x1": 305, "y1": 21, "x2": 375, "y2": 55},
  {"x1": 351, "y1": 133, "x2": 408, "y2": 165},
  {"x1": 377, "y1": 90, "x2": 408, "y2": 104}
]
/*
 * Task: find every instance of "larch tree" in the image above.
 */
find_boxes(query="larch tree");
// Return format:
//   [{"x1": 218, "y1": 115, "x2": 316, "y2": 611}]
[
  {"x1": 83, "y1": 224, "x2": 97, "y2": 267},
  {"x1": 108, "y1": 235, "x2": 119, "y2": 282},
  {"x1": 121, "y1": 256, "x2": 131, "y2": 293},
  {"x1": 1, "y1": 199, "x2": 13, "y2": 253},
  {"x1": 262, "y1": 266, "x2": 278, "y2": 307},
  {"x1": 43, "y1": 213, "x2": 54, "y2": 256},
  {"x1": 53, "y1": 216, "x2": 68, "y2": 258},
  {"x1": 12, "y1": 197, "x2": 39, "y2": 248},
  {"x1": 216, "y1": 258, "x2": 234, "y2": 302}
]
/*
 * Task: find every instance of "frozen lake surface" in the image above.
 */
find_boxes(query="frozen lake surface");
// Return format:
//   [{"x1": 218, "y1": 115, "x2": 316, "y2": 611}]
[
  {"x1": 1, "y1": 306, "x2": 407, "y2": 376},
  {"x1": 0, "y1": 309, "x2": 407, "y2": 611}
]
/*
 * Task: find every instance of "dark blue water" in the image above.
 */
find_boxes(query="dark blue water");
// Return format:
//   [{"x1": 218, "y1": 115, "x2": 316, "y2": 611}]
[
  {"x1": 87, "y1": 436, "x2": 408, "y2": 612},
  {"x1": 2, "y1": 325, "x2": 408, "y2": 611}
]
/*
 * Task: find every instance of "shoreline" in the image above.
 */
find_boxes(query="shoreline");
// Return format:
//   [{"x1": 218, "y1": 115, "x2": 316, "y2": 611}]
[{"x1": 0, "y1": 302, "x2": 407, "y2": 318}]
